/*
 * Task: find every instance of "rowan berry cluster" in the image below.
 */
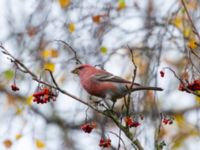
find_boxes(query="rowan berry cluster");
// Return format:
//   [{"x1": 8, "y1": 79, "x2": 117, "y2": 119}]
[
  {"x1": 124, "y1": 116, "x2": 141, "y2": 128},
  {"x1": 80, "y1": 122, "x2": 96, "y2": 133},
  {"x1": 162, "y1": 116, "x2": 174, "y2": 125},
  {"x1": 33, "y1": 87, "x2": 58, "y2": 104},
  {"x1": 99, "y1": 138, "x2": 111, "y2": 148},
  {"x1": 179, "y1": 80, "x2": 200, "y2": 92}
]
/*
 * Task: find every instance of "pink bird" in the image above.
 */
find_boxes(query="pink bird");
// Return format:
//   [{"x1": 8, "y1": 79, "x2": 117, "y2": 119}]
[{"x1": 72, "y1": 64, "x2": 163, "y2": 103}]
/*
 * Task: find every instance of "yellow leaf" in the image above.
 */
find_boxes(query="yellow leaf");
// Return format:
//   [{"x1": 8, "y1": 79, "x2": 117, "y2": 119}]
[
  {"x1": 100, "y1": 46, "x2": 107, "y2": 54},
  {"x1": 195, "y1": 91, "x2": 200, "y2": 103},
  {"x1": 15, "y1": 134, "x2": 22, "y2": 140},
  {"x1": 41, "y1": 49, "x2": 58, "y2": 58},
  {"x1": 59, "y1": 0, "x2": 70, "y2": 8},
  {"x1": 172, "y1": 17, "x2": 182, "y2": 29},
  {"x1": 35, "y1": 139, "x2": 45, "y2": 149},
  {"x1": 183, "y1": 27, "x2": 192, "y2": 38},
  {"x1": 117, "y1": 0, "x2": 126, "y2": 11},
  {"x1": 3, "y1": 69, "x2": 14, "y2": 80},
  {"x1": 3, "y1": 139, "x2": 12, "y2": 148},
  {"x1": 26, "y1": 96, "x2": 33, "y2": 106},
  {"x1": 44, "y1": 63, "x2": 55, "y2": 72},
  {"x1": 187, "y1": 38, "x2": 198, "y2": 49},
  {"x1": 68, "y1": 23, "x2": 75, "y2": 33},
  {"x1": 16, "y1": 107, "x2": 23, "y2": 115},
  {"x1": 174, "y1": 114, "x2": 185, "y2": 127}
]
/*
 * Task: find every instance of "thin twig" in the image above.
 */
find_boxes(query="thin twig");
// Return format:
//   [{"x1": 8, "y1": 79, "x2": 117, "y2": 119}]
[
  {"x1": 53, "y1": 40, "x2": 82, "y2": 64},
  {"x1": 109, "y1": 131, "x2": 128, "y2": 150},
  {"x1": 181, "y1": 0, "x2": 200, "y2": 41},
  {"x1": 163, "y1": 67, "x2": 200, "y2": 97}
]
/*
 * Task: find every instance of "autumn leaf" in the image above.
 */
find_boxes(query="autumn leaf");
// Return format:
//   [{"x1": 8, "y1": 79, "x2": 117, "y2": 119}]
[
  {"x1": 117, "y1": 0, "x2": 126, "y2": 11},
  {"x1": 92, "y1": 15, "x2": 102, "y2": 23},
  {"x1": 3, "y1": 69, "x2": 14, "y2": 80},
  {"x1": 183, "y1": 27, "x2": 192, "y2": 38},
  {"x1": 15, "y1": 134, "x2": 22, "y2": 140},
  {"x1": 26, "y1": 95, "x2": 33, "y2": 106},
  {"x1": 35, "y1": 139, "x2": 45, "y2": 149},
  {"x1": 100, "y1": 46, "x2": 107, "y2": 54},
  {"x1": 59, "y1": 0, "x2": 70, "y2": 8},
  {"x1": 68, "y1": 23, "x2": 75, "y2": 33},
  {"x1": 41, "y1": 49, "x2": 58, "y2": 58},
  {"x1": 195, "y1": 91, "x2": 200, "y2": 103},
  {"x1": 187, "y1": 38, "x2": 198, "y2": 49},
  {"x1": 174, "y1": 114, "x2": 185, "y2": 127},
  {"x1": 3, "y1": 139, "x2": 12, "y2": 148},
  {"x1": 15, "y1": 106, "x2": 24, "y2": 115},
  {"x1": 172, "y1": 17, "x2": 183, "y2": 29},
  {"x1": 44, "y1": 62, "x2": 55, "y2": 72}
]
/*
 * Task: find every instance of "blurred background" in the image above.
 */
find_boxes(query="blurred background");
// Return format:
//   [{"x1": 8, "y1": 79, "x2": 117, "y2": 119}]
[{"x1": 0, "y1": 0, "x2": 200, "y2": 149}]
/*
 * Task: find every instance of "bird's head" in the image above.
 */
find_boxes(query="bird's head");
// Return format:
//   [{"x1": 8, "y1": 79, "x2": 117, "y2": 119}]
[{"x1": 71, "y1": 64, "x2": 93, "y2": 75}]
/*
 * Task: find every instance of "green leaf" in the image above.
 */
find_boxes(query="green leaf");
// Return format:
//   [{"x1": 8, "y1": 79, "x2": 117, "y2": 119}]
[
  {"x1": 3, "y1": 70, "x2": 14, "y2": 80},
  {"x1": 100, "y1": 46, "x2": 107, "y2": 54}
]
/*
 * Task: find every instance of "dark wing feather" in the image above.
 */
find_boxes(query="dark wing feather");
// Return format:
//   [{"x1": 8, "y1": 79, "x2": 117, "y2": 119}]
[{"x1": 93, "y1": 73, "x2": 132, "y2": 84}]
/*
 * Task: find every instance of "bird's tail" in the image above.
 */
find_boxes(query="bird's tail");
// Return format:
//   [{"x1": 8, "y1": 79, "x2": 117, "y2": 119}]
[{"x1": 130, "y1": 85, "x2": 163, "y2": 92}]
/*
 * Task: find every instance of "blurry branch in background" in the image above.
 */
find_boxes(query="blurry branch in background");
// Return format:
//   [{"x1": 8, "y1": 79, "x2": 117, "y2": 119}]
[
  {"x1": 181, "y1": 0, "x2": 200, "y2": 41},
  {"x1": 53, "y1": 40, "x2": 82, "y2": 64}
]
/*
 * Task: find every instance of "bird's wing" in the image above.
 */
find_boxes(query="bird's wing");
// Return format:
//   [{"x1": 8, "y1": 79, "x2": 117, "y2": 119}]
[{"x1": 93, "y1": 73, "x2": 133, "y2": 84}]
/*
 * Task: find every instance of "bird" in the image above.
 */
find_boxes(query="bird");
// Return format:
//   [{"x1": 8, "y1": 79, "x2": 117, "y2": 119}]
[{"x1": 72, "y1": 64, "x2": 163, "y2": 106}]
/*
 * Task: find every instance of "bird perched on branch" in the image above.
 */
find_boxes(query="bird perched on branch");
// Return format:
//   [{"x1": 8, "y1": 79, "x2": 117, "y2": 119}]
[{"x1": 72, "y1": 64, "x2": 163, "y2": 103}]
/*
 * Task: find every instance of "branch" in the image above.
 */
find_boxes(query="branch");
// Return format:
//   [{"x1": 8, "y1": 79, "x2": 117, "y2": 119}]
[
  {"x1": 163, "y1": 67, "x2": 200, "y2": 97},
  {"x1": 0, "y1": 44, "x2": 144, "y2": 150},
  {"x1": 53, "y1": 40, "x2": 82, "y2": 64},
  {"x1": 181, "y1": 0, "x2": 200, "y2": 41}
]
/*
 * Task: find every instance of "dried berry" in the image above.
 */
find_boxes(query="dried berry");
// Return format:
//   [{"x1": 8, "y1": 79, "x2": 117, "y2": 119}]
[{"x1": 11, "y1": 84, "x2": 20, "y2": 91}]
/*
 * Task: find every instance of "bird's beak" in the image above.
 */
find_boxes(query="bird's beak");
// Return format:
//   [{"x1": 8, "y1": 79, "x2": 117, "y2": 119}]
[{"x1": 71, "y1": 68, "x2": 78, "y2": 74}]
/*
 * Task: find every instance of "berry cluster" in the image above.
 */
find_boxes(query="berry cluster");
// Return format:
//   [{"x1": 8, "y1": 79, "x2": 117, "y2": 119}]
[
  {"x1": 179, "y1": 80, "x2": 200, "y2": 93},
  {"x1": 33, "y1": 87, "x2": 58, "y2": 104},
  {"x1": 80, "y1": 122, "x2": 96, "y2": 133},
  {"x1": 162, "y1": 116, "x2": 173, "y2": 125},
  {"x1": 124, "y1": 116, "x2": 141, "y2": 128},
  {"x1": 99, "y1": 138, "x2": 111, "y2": 148}
]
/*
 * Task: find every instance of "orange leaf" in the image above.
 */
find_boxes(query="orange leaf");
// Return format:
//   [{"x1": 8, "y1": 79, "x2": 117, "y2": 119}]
[
  {"x1": 188, "y1": 38, "x2": 198, "y2": 49},
  {"x1": 92, "y1": 15, "x2": 101, "y2": 23},
  {"x1": 3, "y1": 139, "x2": 12, "y2": 148},
  {"x1": 35, "y1": 139, "x2": 45, "y2": 149},
  {"x1": 59, "y1": 0, "x2": 70, "y2": 8}
]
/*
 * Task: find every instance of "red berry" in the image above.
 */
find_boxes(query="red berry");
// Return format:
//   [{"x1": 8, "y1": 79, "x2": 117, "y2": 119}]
[
  {"x1": 33, "y1": 91, "x2": 44, "y2": 97},
  {"x1": 160, "y1": 71, "x2": 165, "y2": 77}
]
